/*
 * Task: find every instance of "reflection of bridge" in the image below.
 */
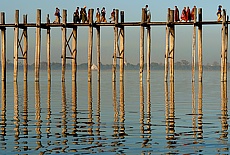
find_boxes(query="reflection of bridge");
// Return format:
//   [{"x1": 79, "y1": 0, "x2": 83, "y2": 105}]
[{"x1": 0, "y1": 8, "x2": 228, "y2": 85}]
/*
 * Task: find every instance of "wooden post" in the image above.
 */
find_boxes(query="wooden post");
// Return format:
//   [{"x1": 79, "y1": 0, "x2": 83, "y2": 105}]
[
  {"x1": 61, "y1": 10, "x2": 67, "y2": 82},
  {"x1": 14, "y1": 10, "x2": 19, "y2": 82},
  {"x1": 120, "y1": 11, "x2": 125, "y2": 104},
  {"x1": 96, "y1": 26, "x2": 100, "y2": 81},
  {"x1": 23, "y1": 15, "x2": 28, "y2": 81},
  {"x1": 87, "y1": 9, "x2": 94, "y2": 82},
  {"x1": 72, "y1": 21, "x2": 77, "y2": 82},
  {"x1": 198, "y1": 8, "x2": 202, "y2": 82},
  {"x1": 224, "y1": 15, "x2": 228, "y2": 82},
  {"x1": 192, "y1": 7, "x2": 197, "y2": 82},
  {"x1": 1, "y1": 12, "x2": 6, "y2": 105},
  {"x1": 147, "y1": 26, "x2": 151, "y2": 82},
  {"x1": 164, "y1": 8, "x2": 170, "y2": 82},
  {"x1": 35, "y1": 9, "x2": 41, "y2": 82},
  {"x1": 112, "y1": 9, "x2": 119, "y2": 82},
  {"x1": 169, "y1": 10, "x2": 175, "y2": 82},
  {"x1": 221, "y1": 9, "x2": 227, "y2": 82},
  {"x1": 47, "y1": 14, "x2": 51, "y2": 81},
  {"x1": 140, "y1": 8, "x2": 145, "y2": 82},
  {"x1": 1, "y1": 12, "x2": 6, "y2": 82}
]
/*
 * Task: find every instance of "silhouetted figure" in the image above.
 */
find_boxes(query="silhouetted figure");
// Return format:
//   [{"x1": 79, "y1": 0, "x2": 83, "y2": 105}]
[
  {"x1": 191, "y1": 6, "x2": 196, "y2": 21},
  {"x1": 109, "y1": 9, "x2": 115, "y2": 23},
  {"x1": 101, "y1": 7, "x2": 107, "y2": 22},
  {"x1": 217, "y1": 5, "x2": 222, "y2": 21},
  {"x1": 180, "y1": 7, "x2": 187, "y2": 22},
  {"x1": 73, "y1": 7, "x2": 80, "y2": 23},
  {"x1": 53, "y1": 7, "x2": 61, "y2": 23},
  {"x1": 174, "y1": 6, "x2": 180, "y2": 22},
  {"x1": 186, "y1": 6, "x2": 191, "y2": 21},
  {"x1": 95, "y1": 8, "x2": 101, "y2": 23},
  {"x1": 145, "y1": 4, "x2": 151, "y2": 22}
]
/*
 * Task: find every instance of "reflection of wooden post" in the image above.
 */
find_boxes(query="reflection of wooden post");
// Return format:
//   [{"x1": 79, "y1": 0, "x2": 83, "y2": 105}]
[
  {"x1": 112, "y1": 81, "x2": 118, "y2": 137},
  {"x1": 140, "y1": 8, "x2": 145, "y2": 82},
  {"x1": 112, "y1": 9, "x2": 119, "y2": 82},
  {"x1": 191, "y1": 81, "x2": 196, "y2": 139},
  {"x1": 169, "y1": 80, "x2": 175, "y2": 140},
  {"x1": 72, "y1": 22, "x2": 77, "y2": 82},
  {"x1": 1, "y1": 12, "x2": 6, "y2": 82},
  {"x1": 220, "y1": 82, "x2": 227, "y2": 139},
  {"x1": 23, "y1": 15, "x2": 28, "y2": 81},
  {"x1": 87, "y1": 81, "x2": 93, "y2": 142},
  {"x1": 61, "y1": 10, "x2": 67, "y2": 82},
  {"x1": 140, "y1": 81, "x2": 144, "y2": 138},
  {"x1": 198, "y1": 8, "x2": 202, "y2": 82},
  {"x1": 169, "y1": 10, "x2": 175, "y2": 82},
  {"x1": 35, "y1": 9, "x2": 41, "y2": 82},
  {"x1": 23, "y1": 80, "x2": 28, "y2": 135},
  {"x1": 47, "y1": 14, "x2": 51, "y2": 81},
  {"x1": 14, "y1": 82, "x2": 19, "y2": 142},
  {"x1": 120, "y1": 11, "x2": 125, "y2": 104},
  {"x1": 61, "y1": 82, "x2": 67, "y2": 137},
  {"x1": 88, "y1": 9, "x2": 94, "y2": 82},
  {"x1": 164, "y1": 82, "x2": 169, "y2": 138},
  {"x1": 164, "y1": 8, "x2": 170, "y2": 82},
  {"x1": 198, "y1": 82, "x2": 203, "y2": 139},
  {"x1": 14, "y1": 10, "x2": 19, "y2": 82},
  {"x1": 192, "y1": 7, "x2": 197, "y2": 82}
]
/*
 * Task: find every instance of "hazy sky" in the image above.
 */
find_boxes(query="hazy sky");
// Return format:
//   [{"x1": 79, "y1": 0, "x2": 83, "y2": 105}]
[{"x1": 1, "y1": 0, "x2": 230, "y2": 65}]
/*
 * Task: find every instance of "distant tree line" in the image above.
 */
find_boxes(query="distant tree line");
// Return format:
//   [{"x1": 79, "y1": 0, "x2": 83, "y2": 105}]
[{"x1": 0, "y1": 59, "x2": 226, "y2": 70}]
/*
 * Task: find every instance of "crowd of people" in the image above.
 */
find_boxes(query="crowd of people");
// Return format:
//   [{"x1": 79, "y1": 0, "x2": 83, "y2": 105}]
[
  {"x1": 174, "y1": 5, "x2": 223, "y2": 22},
  {"x1": 54, "y1": 6, "x2": 116, "y2": 24},
  {"x1": 53, "y1": 4, "x2": 223, "y2": 24},
  {"x1": 174, "y1": 6, "x2": 196, "y2": 22}
]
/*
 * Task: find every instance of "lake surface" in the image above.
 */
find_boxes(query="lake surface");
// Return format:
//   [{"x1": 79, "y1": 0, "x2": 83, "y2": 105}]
[{"x1": 0, "y1": 70, "x2": 229, "y2": 154}]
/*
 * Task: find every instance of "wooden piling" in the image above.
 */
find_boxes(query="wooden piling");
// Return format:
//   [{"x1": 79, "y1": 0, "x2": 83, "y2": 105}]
[
  {"x1": 87, "y1": 9, "x2": 93, "y2": 82},
  {"x1": 224, "y1": 15, "x2": 228, "y2": 82},
  {"x1": 14, "y1": 10, "x2": 19, "y2": 82},
  {"x1": 221, "y1": 9, "x2": 227, "y2": 82},
  {"x1": 96, "y1": 26, "x2": 100, "y2": 82},
  {"x1": 1, "y1": 12, "x2": 6, "y2": 106},
  {"x1": 140, "y1": 8, "x2": 145, "y2": 82},
  {"x1": 35, "y1": 9, "x2": 41, "y2": 82},
  {"x1": 164, "y1": 8, "x2": 170, "y2": 82},
  {"x1": 61, "y1": 10, "x2": 67, "y2": 82},
  {"x1": 1, "y1": 12, "x2": 6, "y2": 82},
  {"x1": 23, "y1": 15, "x2": 28, "y2": 81},
  {"x1": 47, "y1": 14, "x2": 51, "y2": 81},
  {"x1": 198, "y1": 8, "x2": 202, "y2": 82},
  {"x1": 112, "y1": 9, "x2": 119, "y2": 82},
  {"x1": 120, "y1": 11, "x2": 125, "y2": 104},
  {"x1": 192, "y1": 7, "x2": 197, "y2": 82},
  {"x1": 72, "y1": 21, "x2": 77, "y2": 82},
  {"x1": 169, "y1": 10, "x2": 175, "y2": 82},
  {"x1": 147, "y1": 26, "x2": 151, "y2": 82}
]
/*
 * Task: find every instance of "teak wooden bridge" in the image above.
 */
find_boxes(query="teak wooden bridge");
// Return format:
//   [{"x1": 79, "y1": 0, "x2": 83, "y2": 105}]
[{"x1": 0, "y1": 8, "x2": 228, "y2": 85}]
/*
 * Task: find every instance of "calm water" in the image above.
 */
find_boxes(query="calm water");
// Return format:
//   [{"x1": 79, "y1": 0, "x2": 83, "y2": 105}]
[{"x1": 0, "y1": 70, "x2": 229, "y2": 154}]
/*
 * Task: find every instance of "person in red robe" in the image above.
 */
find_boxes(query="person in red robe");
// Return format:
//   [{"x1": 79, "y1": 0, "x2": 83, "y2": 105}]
[
  {"x1": 190, "y1": 6, "x2": 196, "y2": 21},
  {"x1": 180, "y1": 7, "x2": 187, "y2": 22},
  {"x1": 186, "y1": 6, "x2": 191, "y2": 22},
  {"x1": 174, "y1": 6, "x2": 180, "y2": 22}
]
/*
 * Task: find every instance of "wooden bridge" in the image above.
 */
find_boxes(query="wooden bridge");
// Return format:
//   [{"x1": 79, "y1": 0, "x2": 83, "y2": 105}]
[{"x1": 0, "y1": 7, "x2": 228, "y2": 86}]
